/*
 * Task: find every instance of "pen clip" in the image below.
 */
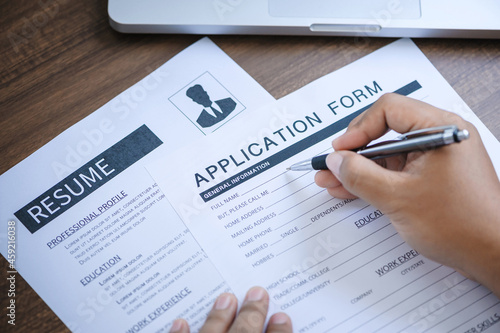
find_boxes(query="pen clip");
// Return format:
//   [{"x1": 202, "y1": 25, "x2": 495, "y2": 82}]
[{"x1": 396, "y1": 125, "x2": 458, "y2": 140}]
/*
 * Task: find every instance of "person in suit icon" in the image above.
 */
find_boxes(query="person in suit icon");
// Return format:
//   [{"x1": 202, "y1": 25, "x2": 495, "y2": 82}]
[{"x1": 186, "y1": 84, "x2": 236, "y2": 128}]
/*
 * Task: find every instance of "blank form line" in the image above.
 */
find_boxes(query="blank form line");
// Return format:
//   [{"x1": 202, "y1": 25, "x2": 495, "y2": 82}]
[
  {"x1": 333, "y1": 238, "x2": 403, "y2": 283},
  {"x1": 420, "y1": 287, "x2": 489, "y2": 333},
  {"x1": 446, "y1": 300, "x2": 500, "y2": 333},
  {"x1": 278, "y1": 188, "x2": 326, "y2": 215},
  {"x1": 301, "y1": 223, "x2": 312, "y2": 230},
  {"x1": 396, "y1": 283, "x2": 482, "y2": 333},
  {"x1": 355, "y1": 271, "x2": 460, "y2": 332},
  {"x1": 302, "y1": 222, "x2": 390, "y2": 273},
  {"x1": 270, "y1": 239, "x2": 283, "y2": 246},
  {"x1": 271, "y1": 171, "x2": 313, "y2": 193},
  {"x1": 240, "y1": 170, "x2": 288, "y2": 196},
  {"x1": 273, "y1": 198, "x2": 338, "y2": 231},
  {"x1": 324, "y1": 265, "x2": 444, "y2": 332},
  {"x1": 275, "y1": 205, "x2": 371, "y2": 257},
  {"x1": 266, "y1": 182, "x2": 315, "y2": 209}
]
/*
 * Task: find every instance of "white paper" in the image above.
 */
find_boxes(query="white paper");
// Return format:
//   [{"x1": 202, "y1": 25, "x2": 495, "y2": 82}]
[
  {"x1": 0, "y1": 38, "x2": 275, "y2": 332},
  {"x1": 149, "y1": 39, "x2": 500, "y2": 332}
]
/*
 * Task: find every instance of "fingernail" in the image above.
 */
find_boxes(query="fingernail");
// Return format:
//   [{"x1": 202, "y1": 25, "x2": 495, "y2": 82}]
[
  {"x1": 170, "y1": 319, "x2": 183, "y2": 333},
  {"x1": 270, "y1": 313, "x2": 289, "y2": 325},
  {"x1": 245, "y1": 286, "x2": 265, "y2": 302},
  {"x1": 327, "y1": 153, "x2": 343, "y2": 178},
  {"x1": 214, "y1": 293, "x2": 232, "y2": 310}
]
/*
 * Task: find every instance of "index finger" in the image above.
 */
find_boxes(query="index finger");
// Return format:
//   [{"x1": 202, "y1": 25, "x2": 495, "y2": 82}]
[{"x1": 332, "y1": 93, "x2": 466, "y2": 151}]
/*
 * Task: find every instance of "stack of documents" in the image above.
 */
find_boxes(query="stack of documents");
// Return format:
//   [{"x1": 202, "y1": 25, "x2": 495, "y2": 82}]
[{"x1": 1, "y1": 38, "x2": 499, "y2": 332}]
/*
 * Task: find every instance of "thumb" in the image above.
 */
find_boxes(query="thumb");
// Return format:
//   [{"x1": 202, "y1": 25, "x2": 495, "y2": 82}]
[{"x1": 326, "y1": 152, "x2": 402, "y2": 207}]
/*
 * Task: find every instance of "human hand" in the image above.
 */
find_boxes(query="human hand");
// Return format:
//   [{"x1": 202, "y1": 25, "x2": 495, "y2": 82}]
[
  {"x1": 315, "y1": 93, "x2": 500, "y2": 296},
  {"x1": 169, "y1": 286, "x2": 292, "y2": 333}
]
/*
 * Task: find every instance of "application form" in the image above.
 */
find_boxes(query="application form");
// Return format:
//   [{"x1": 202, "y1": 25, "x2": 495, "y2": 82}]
[
  {"x1": 149, "y1": 39, "x2": 500, "y2": 332},
  {"x1": 0, "y1": 38, "x2": 275, "y2": 332}
]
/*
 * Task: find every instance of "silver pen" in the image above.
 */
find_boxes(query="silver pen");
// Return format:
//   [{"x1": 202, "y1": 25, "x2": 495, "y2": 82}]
[{"x1": 287, "y1": 125, "x2": 470, "y2": 171}]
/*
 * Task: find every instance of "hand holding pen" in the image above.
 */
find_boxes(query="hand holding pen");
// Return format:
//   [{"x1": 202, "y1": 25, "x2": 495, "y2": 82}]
[
  {"x1": 313, "y1": 94, "x2": 500, "y2": 298},
  {"x1": 288, "y1": 125, "x2": 469, "y2": 171}
]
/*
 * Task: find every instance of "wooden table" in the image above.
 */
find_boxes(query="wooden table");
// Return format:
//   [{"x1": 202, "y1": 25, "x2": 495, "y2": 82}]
[{"x1": 1, "y1": 1, "x2": 499, "y2": 332}]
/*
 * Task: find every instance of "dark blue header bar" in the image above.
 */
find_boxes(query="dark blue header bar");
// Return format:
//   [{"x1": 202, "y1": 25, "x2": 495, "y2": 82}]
[{"x1": 15, "y1": 125, "x2": 162, "y2": 233}]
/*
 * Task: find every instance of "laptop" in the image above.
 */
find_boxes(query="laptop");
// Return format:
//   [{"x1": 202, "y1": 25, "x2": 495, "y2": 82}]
[{"x1": 108, "y1": 0, "x2": 500, "y2": 38}]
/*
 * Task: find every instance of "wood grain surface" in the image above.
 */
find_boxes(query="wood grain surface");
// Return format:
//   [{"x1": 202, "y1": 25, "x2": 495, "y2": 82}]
[{"x1": 1, "y1": 1, "x2": 499, "y2": 332}]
